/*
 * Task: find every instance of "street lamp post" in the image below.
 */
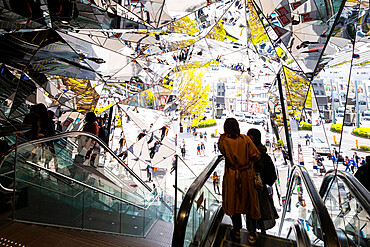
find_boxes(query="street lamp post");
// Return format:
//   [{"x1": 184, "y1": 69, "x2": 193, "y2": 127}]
[
  {"x1": 330, "y1": 79, "x2": 336, "y2": 124},
  {"x1": 355, "y1": 80, "x2": 360, "y2": 128},
  {"x1": 212, "y1": 80, "x2": 215, "y2": 119}
]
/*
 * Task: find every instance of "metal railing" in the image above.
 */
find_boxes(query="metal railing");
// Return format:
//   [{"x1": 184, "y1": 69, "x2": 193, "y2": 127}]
[
  {"x1": 172, "y1": 155, "x2": 224, "y2": 247},
  {"x1": 278, "y1": 165, "x2": 340, "y2": 247}
]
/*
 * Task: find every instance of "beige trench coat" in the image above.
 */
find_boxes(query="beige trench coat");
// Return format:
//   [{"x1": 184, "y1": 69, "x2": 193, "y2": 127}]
[{"x1": 218, "y1": 134, "x2": 261, "y2": 219}]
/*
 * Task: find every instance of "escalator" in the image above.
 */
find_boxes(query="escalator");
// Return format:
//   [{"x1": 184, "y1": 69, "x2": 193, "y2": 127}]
[
  {"x1": 320, "y1": 170, "x2": 370, "y2": 246},
  {"x1": 172, "y1": 156, "x2": 350, "y2": 247},
  {"x1": 0, "y1": 131, "x2": 174, "y2": 237}
]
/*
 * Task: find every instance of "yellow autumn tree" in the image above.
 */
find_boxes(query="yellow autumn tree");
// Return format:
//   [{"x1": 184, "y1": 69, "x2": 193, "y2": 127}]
[{"x1": 174, "y1": 68, "x2": 211, "y2": 121}]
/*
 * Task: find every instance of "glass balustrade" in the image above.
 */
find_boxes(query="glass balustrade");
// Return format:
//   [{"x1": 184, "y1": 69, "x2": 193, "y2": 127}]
[
  {"x1": 322, "y1": 175, "x2": 370, "y2": 246},
  {"x1": 0, "y1": 132, "x2": 175, "y2": 235}
]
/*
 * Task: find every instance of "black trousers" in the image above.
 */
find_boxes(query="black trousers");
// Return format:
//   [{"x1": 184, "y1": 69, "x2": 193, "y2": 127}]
[{"x1": 230, "y1": 214, "x2": 257, "y2": 233}]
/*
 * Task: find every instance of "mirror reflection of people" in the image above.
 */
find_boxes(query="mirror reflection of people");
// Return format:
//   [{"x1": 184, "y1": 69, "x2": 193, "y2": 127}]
[
  {"x1": 83, "y1": 112, "x2": 100, "y2": 167},
  {"x1": 146, "y1": 164, "x2": 153, "y2": 182}
]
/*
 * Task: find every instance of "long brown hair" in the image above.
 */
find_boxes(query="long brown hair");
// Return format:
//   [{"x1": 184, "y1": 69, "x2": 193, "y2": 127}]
[{"x1": 223, "y1": 118, "x2": 240, "y2": 139}]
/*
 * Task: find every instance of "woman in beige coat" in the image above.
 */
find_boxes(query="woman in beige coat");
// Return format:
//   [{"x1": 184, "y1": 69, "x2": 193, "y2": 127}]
[{"x1": 218, "y1": 118, "x2": 261, "y2": 243}]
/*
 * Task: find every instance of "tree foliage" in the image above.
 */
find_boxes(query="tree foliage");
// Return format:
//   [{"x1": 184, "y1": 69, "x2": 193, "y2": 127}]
[{"x1": 174, "y1": 68, "x2": 210, "y2": 120}]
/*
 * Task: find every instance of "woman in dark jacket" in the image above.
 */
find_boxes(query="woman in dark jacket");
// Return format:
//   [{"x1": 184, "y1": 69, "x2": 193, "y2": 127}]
[{"x1": 247, "y1": 128, "x2": 278, "y2": 233}]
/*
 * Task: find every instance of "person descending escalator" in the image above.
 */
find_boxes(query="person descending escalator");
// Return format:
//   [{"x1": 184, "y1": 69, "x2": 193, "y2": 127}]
[
  {"x1": 218, "y1": 118, "x2": 261, "y2": 244},
  {"x1": 247, "y1": 128, "x2": 278, "y2": 234}
]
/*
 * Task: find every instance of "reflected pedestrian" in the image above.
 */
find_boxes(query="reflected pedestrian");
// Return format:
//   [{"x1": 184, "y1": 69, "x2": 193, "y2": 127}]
[{"x1": 212, "y1": 172, "x2": 220, "y2": 194}]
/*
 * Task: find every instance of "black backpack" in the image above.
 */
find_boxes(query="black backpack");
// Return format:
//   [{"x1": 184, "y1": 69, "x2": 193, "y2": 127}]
[{"x1": 260, "y1": 152, "x2": 277, "y2": 186}]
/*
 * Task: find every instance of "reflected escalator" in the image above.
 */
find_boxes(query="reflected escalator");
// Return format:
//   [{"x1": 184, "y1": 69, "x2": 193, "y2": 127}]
[
  {"x1": 173, "y1": 156, "x2": 348, "y2": 247},
  {"x1": 0, "y1": 131, "x2": 174, "y2": 237}
]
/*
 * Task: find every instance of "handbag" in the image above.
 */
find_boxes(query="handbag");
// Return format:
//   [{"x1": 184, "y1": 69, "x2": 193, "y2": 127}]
[{"x1": 257, "y1": 185, "x2": 279, "y2": 230}]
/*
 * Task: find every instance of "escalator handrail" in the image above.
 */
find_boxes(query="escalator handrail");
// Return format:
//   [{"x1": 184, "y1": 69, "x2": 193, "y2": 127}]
[
  {"x1": 172, "y1": 155, "x2": 224, "y2": 247},
  {"x1": 320, "y1": 169, "x2": 370, "y2": 216},
  {"x1": 0, "y1": 131, "x2": 152, "y2": 192},
  {"x1": 25, "y1": 161, "x2": 150, "y2": 210},
  {"x1": 278, "y1": 165, "x2": 340, "y2": 247},
  {"x1": 287, "y1": 220, "x2": 311, "y2": 247}
]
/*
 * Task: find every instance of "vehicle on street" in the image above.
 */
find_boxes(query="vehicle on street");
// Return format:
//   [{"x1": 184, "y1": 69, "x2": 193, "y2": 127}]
[
  {"x1": 323, "y1": 110, "x2": 332, "y2": 123},
  {"x1": 252, "y1": 115, "x2": 264, "y2": 125},
  {"x1": 360, "y1": 116, "x2": 370, "y2": 128},
  {"x1": 244, "y1": 113, "x2": 253, "y2": 123},
  {"x1": 235, "y1": 113, "x2": 245, "y2": 122},
  {"x1": 344, "y1": 113, "x2": 355, "y2": 126},
  {"x1": 335, "y1": 113, "x2": 344, "y2": 124},
  {"x1": 312, "y1": 137, "x2": 330, "y2": 155}
]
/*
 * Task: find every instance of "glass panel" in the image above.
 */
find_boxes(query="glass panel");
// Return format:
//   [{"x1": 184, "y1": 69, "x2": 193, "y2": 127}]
[
  {"x1": 0, "y1": 132, "x2": 179, "y2": 236},
  {"x1": 0, "y1": 132, "x2": 154, "y2": 206},
  {"x1": 12, "y1": 160, "x2": 84, "y2": 228},
  {"x1": 323, "y1": 177, "x2": 370, "y2": 246},
  {"x1": 83, "y1": 192, "x2": 120, "y2": 234},
  {"x1": 120, "y1": 204, "x2": 145, "y2": 236},
  {"x1": 280, "y1": 169, "x2": 324, "y2": 246},
  {"x1": 182, "y1": 160, "x2": 224, "y2": 247},
  {"x1": 4, "y1": 151, "x2": 160, "y2": 237},
  {"x1": 176, "y1": 157, "x2": 197, "y2": 216}
]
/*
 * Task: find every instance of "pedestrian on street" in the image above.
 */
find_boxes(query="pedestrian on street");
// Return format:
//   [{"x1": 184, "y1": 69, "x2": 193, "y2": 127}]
[
  {"x1": 350, "y1": 157, "x2": 357, "y2": 174},
  {"x1": 212, "y1": 171, "x2": 220, "y2": 194},
  {"x1": 201, "y1": 142, "x2": 205, "y2": 155},
  {"x1": 313, "y1": 154, "x2": 319, "y2": 174},
  {"x1": 354, "y1": 152, "x2": 360, "y2": 167},
  {"x1": 360, "y1": 157, "x2": 366, "y2": 166},
  {"x1": 297, "y1": 200, "x2": 310, "y2": 231},
  {"x1": 305, "y1": 134, "x2": 310, "y2": 145},
  {"x1": 344, "y1": 156, "x2": 351, "y2": 172},
  {"x1": 181, "y1": 144, "x2": 186, "y2": 158},
  {"x1": 213, "y1": 142, "x2": 217, "y2": 153},
  {"x1": 298, "y1": 152, "x2": 304, "y2": 166},
  {"x1": 197, "y1": 144, "x2": 201, "y2": 155},
  {"x1": 204, "y1": 131, "x2": 207, "y2": 142}
]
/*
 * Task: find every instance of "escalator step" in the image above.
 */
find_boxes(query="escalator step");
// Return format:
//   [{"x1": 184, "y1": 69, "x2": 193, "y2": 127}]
[{"x1": 221, "y1": 226, "x2": 296, "y2": 247}]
